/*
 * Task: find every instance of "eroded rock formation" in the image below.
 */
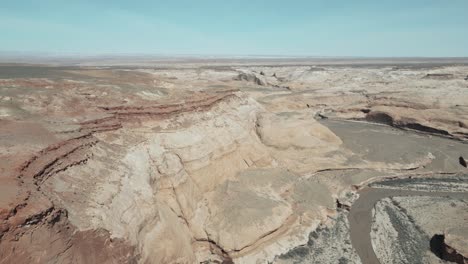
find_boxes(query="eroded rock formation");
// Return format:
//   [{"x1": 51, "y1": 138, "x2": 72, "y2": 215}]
[{"x1": 1, "y1": 61, "x2": 468, "y2": 263}]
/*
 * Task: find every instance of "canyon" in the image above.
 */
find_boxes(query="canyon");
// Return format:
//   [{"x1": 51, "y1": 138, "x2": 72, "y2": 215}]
[{"x1": 0, "y1": 58, "x2": 467, "y2": 263}]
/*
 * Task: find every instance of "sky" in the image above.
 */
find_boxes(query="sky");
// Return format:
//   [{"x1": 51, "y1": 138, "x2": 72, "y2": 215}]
[{"x1": 1, "y1": 0, "x2": 468, "y2": 57}]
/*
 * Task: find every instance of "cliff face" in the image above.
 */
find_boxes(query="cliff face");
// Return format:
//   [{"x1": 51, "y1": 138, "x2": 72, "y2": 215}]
[
  {"x1": 42, "y1": 92, "x2": 273, "y2": 263},
  {"x1": 0, "y1": 88, "x2": 340, "y2": 263},
  {"x1": 38, "y1": 91, "x2": 344, "y2": 263}
]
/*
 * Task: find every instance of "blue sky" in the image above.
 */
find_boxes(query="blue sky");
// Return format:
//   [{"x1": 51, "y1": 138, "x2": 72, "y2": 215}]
[{"x1": 1, "y1": 0, "x2": 467, "y2": 57}]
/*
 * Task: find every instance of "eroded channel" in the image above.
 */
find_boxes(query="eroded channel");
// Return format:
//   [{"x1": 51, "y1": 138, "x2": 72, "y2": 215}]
[
  {"x1": 349, "y1": 187, "x2": 468, "y2": 264},
  {"x1": 325, "y1": 120, "x2": 467, "y2": 264}
]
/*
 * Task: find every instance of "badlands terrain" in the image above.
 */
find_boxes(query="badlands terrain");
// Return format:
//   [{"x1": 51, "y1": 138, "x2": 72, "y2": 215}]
[{"x1": 0, "y1": 58, "x2": 467, "y2": 264}]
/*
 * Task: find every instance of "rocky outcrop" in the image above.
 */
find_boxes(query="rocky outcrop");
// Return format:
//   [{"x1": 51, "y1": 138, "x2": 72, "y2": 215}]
[
  {"x1": 233, "y1": 71, "x2": 267, "y2": 86},
  {"x1": 431, "y1": 232, "x2": 468, "y2": 264},
  {"x1": 444, "y1": 228, "x2": 468, "y2": 264},
  {"x1": 1, "y1": 88, "x2": 275, "y2": 263},
  {"x1": 32, "y1": 91, "x2": 340, "y2": 263},
  {"x1": 0, "y1": 209, "x2": 137, "y2": 264},
  {"x1": 364, "y1": 110, "x2": 463, "y2": 139},
  {"x1": 460, "y1": 156, "x2": 467, "y2": 168},
  {"x1": 371, "y1": 196, "x2": 468, "y2": 264},
  {"x1": 365, "y1": 111, "x2": 395, "y2": 125}
]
